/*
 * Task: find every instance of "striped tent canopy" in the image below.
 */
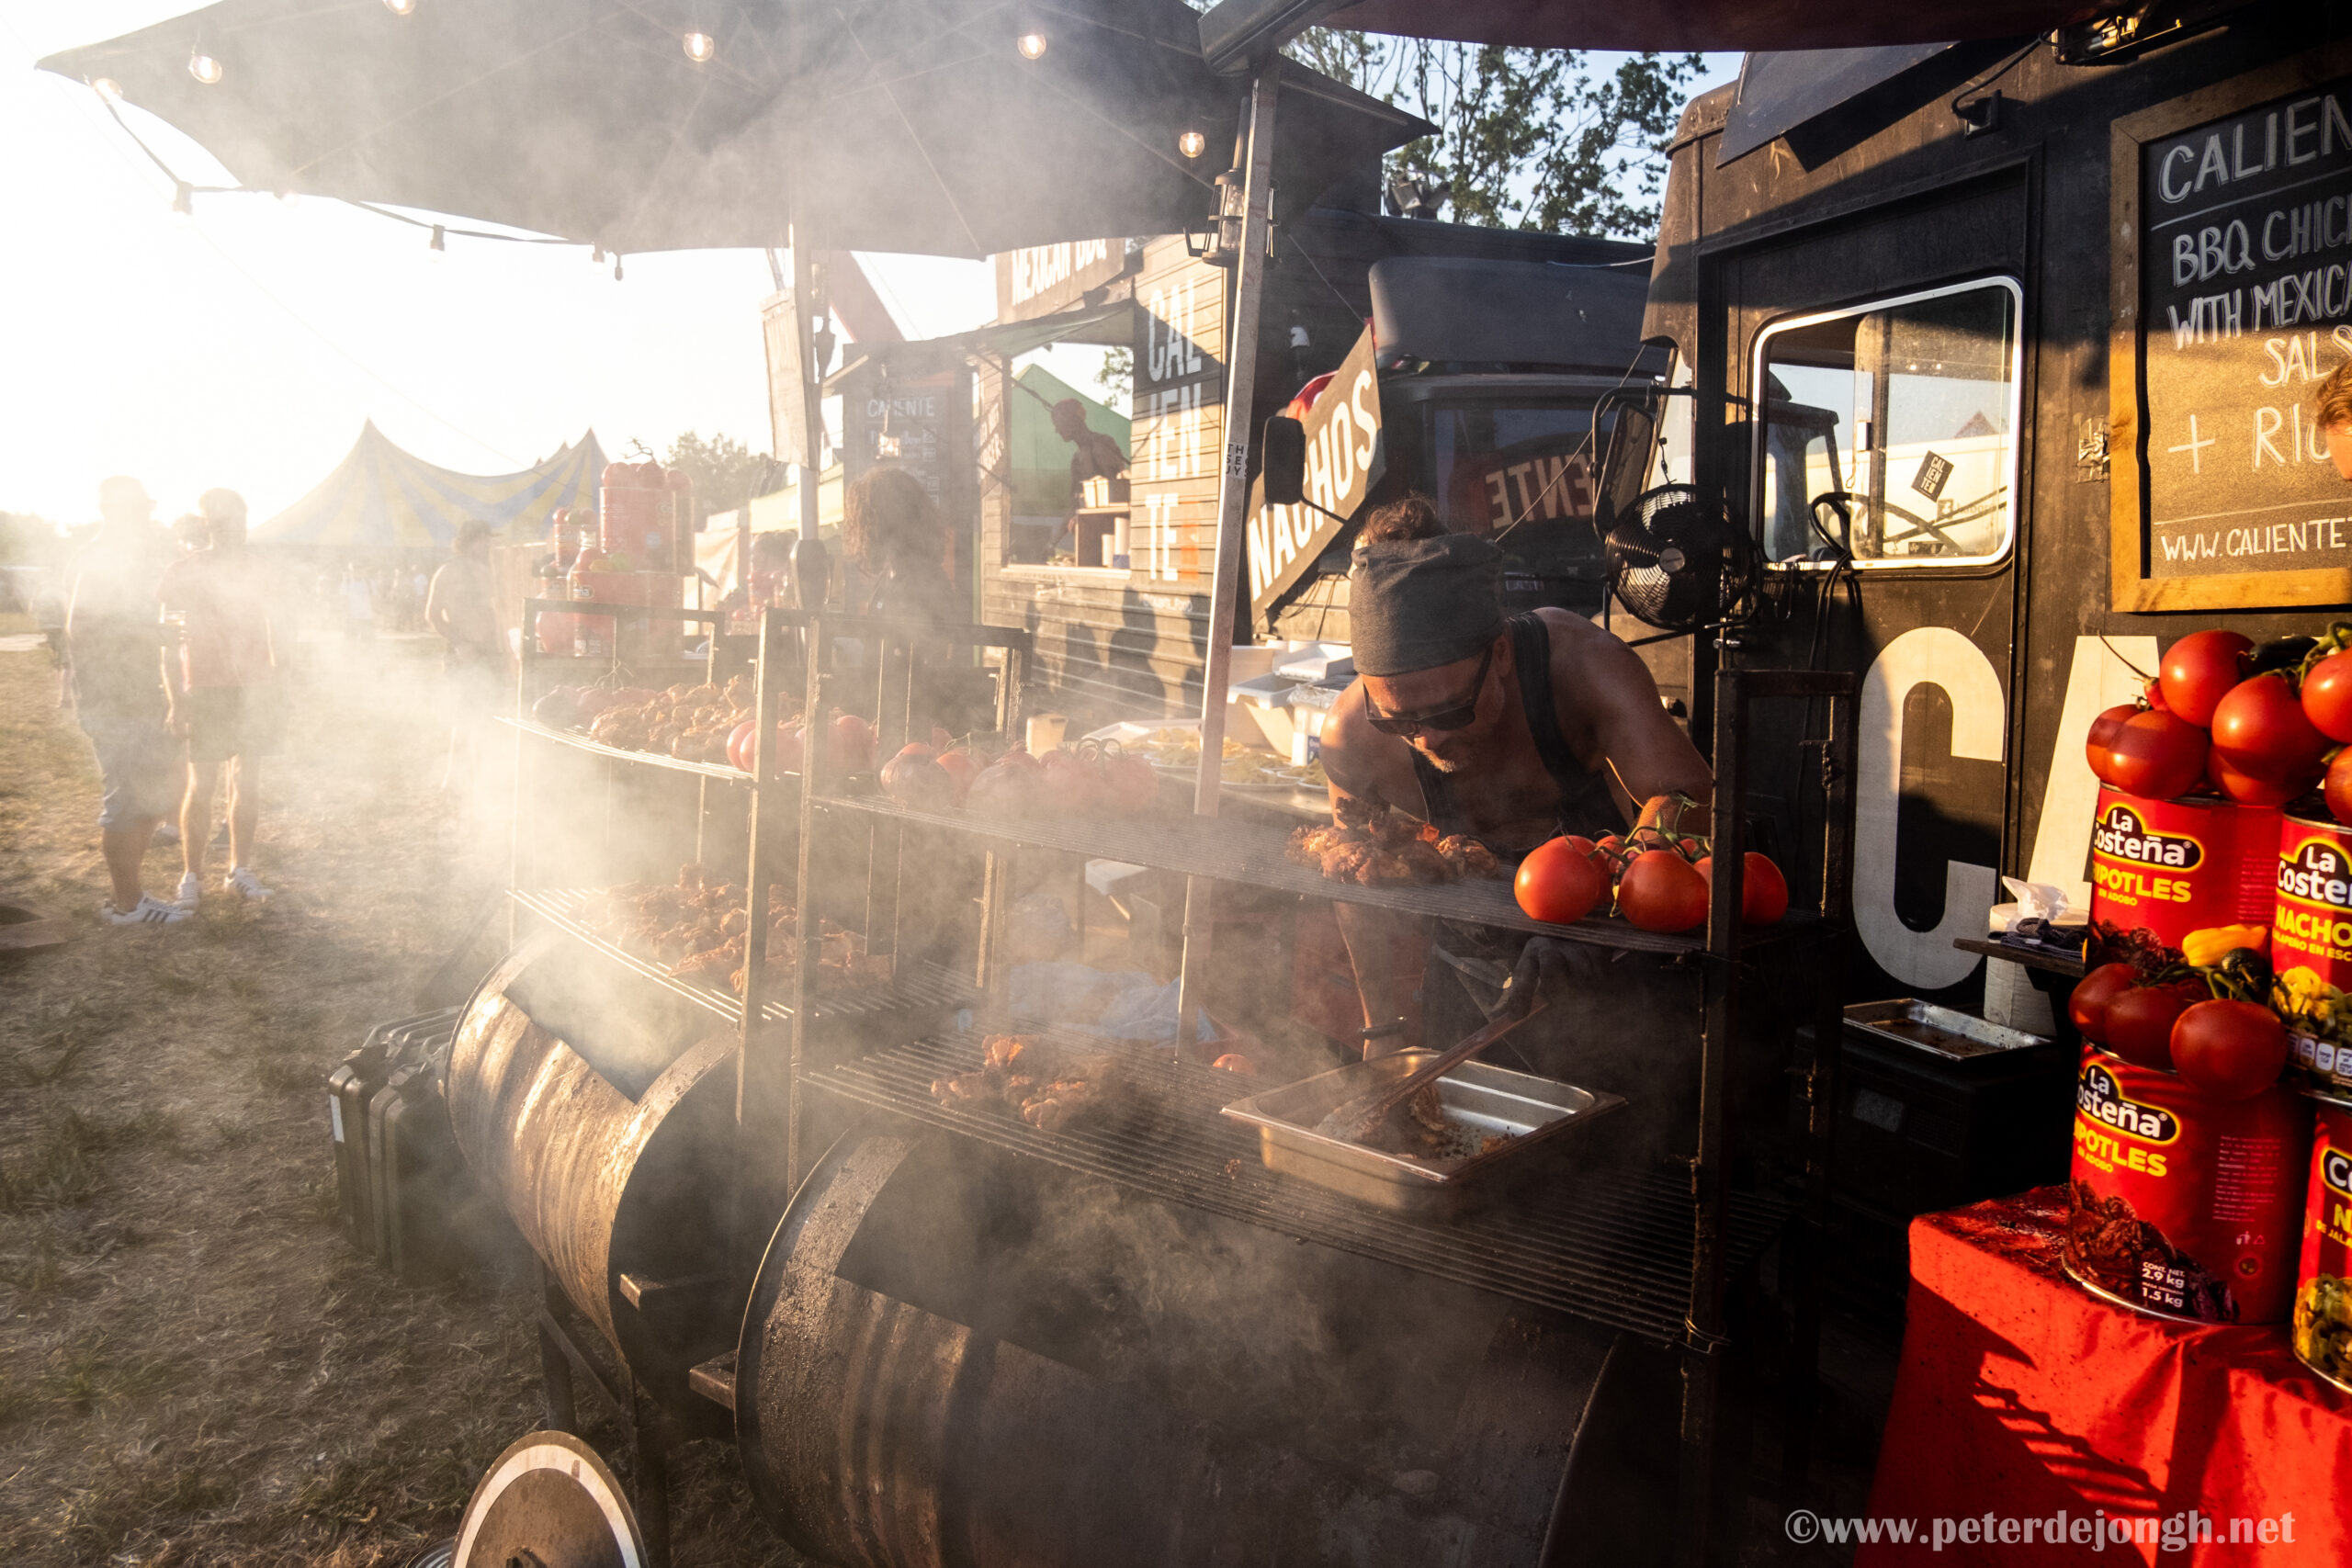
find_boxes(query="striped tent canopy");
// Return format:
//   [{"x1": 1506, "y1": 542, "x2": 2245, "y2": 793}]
[{"x1": 254, "y1": 421, "x2": 605, "y2": 551}]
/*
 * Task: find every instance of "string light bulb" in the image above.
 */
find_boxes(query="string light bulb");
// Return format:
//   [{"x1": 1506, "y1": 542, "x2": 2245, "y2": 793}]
[
  {"x1": 92, "y1": 77, "x2": 123, "y2": 102},
  {"x1": 613, "y1": 254, "x2": 624, "y2": 282},
  {"x1": 1178, "y1": 127, "x2": 1206, "y2": 159},
  {"x1": 1015, "y1": 29, "x2": 1047, "y2": 59},
  {"x1": 170, "y1": 181, "x2": 194, "y2": 220},
  {"x1": 187, "y1": 49, "x2": 223, "y2": 85},
  {"x1": 683, "y1": 30, "x2": 716, "y2": 63},
  {"x1": 384, "y1": 0, "x2": 416, "y2": 13},
  {"x1": 428, "y1": 223, "x2": 447, "y2": 257}
]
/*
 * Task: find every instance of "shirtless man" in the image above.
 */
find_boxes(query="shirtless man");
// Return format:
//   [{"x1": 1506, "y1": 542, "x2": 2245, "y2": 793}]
[{"x1": 1317, "y1": 500, "x2": 1712, "y2": 1092}]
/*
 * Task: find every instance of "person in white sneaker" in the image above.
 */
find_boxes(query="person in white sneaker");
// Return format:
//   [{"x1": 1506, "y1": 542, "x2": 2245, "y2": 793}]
[
  {"x1": 68, "y1": 477, "x2": 188, "y2": 926},
  {"x1": 159, "y1": 489, "x2": 282, "y2": 904}
]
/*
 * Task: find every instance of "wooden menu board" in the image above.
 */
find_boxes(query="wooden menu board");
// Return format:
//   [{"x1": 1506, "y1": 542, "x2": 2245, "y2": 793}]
[
  {"x1": 1128, "y1": 236, "x2": 1227, "y2": 590},
  {"x1": 2111, "y1": 51, "x2": 2352, "y2": 611}
]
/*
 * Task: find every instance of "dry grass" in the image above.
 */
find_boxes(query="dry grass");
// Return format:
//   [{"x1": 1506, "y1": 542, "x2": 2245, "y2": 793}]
[{"x1": 0, "y1": 614, "x2": 782, "y2": 1566}]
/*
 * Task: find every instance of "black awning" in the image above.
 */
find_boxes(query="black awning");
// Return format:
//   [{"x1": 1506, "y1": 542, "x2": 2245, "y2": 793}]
[{"x1": 1717, "y1": 45, "x2": 1955, "y2": 166}]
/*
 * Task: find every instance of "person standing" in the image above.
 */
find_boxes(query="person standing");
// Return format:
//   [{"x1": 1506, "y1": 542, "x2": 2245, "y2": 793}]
[
  {"x1": 160, "y1": 489, "x2": 280, "y2": 905},
  {"x1": 425, "y1": 519, "x2": 505, "y2": 788},
  {"x1": 67, "y1": 476, "x2": 187, "y2": 924},
  {"x1": 340, "y1": 562, "x2": 373, "y2": 640}
]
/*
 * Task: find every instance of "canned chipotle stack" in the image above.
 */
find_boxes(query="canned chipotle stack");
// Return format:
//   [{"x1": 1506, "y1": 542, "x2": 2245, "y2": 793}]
[{"x1": 2064, "y1": 623, "x2": 2352, "y2": 1325}]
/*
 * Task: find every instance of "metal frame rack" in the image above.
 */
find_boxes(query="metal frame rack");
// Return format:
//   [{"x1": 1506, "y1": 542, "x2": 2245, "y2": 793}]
[
  {"x1": 500, "y1": 600, "x2": 1035, "y2": 1564},
  {"x1": 779, "y1": 615, "x2": 1860, "y2": 1568}
]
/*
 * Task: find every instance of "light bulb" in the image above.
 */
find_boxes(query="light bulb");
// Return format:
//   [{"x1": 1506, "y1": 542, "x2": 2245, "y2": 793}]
[
  {"x1": 428, "y1": 223, "x2": 447, "y2": 257},
  {"x1": 1016, "y1": 30, "x2": 1047, "y2": 60},
  {"x1": 613, "y1": 255, "x2": 624, "y2": 282},
  {"x1": 1178, "y1": 128, "x2": 1206, "y2": 159},
  {"x1": 188, "y1": 50, "x2": 222, "y2": 85},
  {"x1": 684, "y1": 30, "x2": 716, "y2": 62},
  {"x1": 170, "y1": 181, "x2": 194, "y2": 222},
  {"x1": 384, "y1": 0, "x2": 416, "y2": 13},
  {"x1": 92, "y1": 77, "x2": 123, "y2": 102}
]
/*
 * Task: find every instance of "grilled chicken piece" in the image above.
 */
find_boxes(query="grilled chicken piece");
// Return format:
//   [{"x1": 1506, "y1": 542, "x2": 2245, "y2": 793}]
[{"x1": 1436, "y1": 835, "x2": 1504, "y2": 880}]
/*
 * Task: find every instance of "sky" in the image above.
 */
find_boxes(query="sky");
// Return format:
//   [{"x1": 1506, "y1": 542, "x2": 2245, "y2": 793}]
[{"x1": 0, "y1": 2, "x2": 1736, "y2": 529}]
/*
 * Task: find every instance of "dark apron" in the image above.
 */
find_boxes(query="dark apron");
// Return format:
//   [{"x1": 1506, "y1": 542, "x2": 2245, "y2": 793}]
[{"x1": 1407, "y1": 613, "x2": 1699, "y2": 1164}]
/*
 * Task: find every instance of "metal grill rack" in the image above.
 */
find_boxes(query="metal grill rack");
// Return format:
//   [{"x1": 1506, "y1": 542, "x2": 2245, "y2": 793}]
[
  {"x1": 818, "y1": 789, "x2": 1820, "y2": 953},
  {"x1": 814, "y1": 1026, "x2": 1794, "y2": 1345},
  {"x1": 508, "y1": 886, "x2": 976, "y2": 1026},
  {"x1": 499, "y1": 715, "x2": 766, "y2": 784}
]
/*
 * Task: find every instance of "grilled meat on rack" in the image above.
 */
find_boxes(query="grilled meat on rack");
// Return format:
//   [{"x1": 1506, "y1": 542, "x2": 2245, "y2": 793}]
[
  {"x1": 929, "y1": 1034, "x2": 1122, "y2": 1134},
  {"x1": 1289, "y1": 806, "x2": 1507, "y2": 886}
]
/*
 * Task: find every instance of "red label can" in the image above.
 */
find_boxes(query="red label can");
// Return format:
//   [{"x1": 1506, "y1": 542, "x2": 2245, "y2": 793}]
[
  {"x1": 2294, "y1": 1092, "x2": 2352, "y2": 1393},
  {"x1": 2064, "y1": 1047, "x2": 2310, "y2": 1324},
  {"x1": 2088, "y1": 788, "x2": 2279, "y2": 955},
  {"x1": 2274, "y1": 815, "x2": 2352, "y2": 1093}
]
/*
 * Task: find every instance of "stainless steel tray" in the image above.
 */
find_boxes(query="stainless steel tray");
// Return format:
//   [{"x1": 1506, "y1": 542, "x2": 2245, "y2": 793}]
[
  {"x1": 1843, "y1": 999, "x2": 2051, "y2": 1062},
  {"x1": 1219, "y1": 1052, "x2": 1626, "y2": 1213}
]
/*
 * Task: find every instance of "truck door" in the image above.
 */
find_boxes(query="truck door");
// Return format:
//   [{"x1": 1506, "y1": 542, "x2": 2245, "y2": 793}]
[{"x1": 1712, "y1": 179, "x2": 2030, "y2": 1005}]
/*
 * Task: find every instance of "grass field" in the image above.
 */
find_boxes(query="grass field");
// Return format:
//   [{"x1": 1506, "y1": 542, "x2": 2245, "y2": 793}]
[{"x1": 0, "y1": 614, "x2": 778, "y2": 1566}]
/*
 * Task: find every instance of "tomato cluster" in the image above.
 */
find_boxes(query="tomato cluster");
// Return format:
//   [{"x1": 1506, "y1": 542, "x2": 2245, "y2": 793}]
[
  {"x1": 2069, "y1": 945, "x2": 2289, "y2": 1101},
  {"x1": 2087, "y1": 624, "x2": 2352, "y2": 816},
  {"x1": 1512, "y1": 819, "x2": 1788, "y2": 934}
]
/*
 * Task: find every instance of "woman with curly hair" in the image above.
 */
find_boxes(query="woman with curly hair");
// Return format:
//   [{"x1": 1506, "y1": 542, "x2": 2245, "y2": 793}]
[{"x1": 842, "y1": 466, "x2": 957, "y2": 626}]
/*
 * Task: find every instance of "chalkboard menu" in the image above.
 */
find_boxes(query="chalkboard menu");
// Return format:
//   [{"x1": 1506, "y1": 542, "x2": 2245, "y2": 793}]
[{"x1": 2114, "y1": 65, "x2": 2352, "y2": 610}]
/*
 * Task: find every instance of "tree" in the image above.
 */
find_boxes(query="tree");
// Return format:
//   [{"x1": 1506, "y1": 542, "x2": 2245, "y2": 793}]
[
  {"x1": 659, "y1": 432, "x2": 777, "y2": 515},
  {"x1": 1094, "y1": 345, "x2": 1133, "y2": 409},
  {"x1": 1283, "y1": 30, "x2": 1703, "y2": 239}
]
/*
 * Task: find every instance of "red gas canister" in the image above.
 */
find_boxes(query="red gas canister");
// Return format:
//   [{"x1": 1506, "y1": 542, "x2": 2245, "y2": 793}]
[
  {"x1": 2273, "y1": 814, "x2": 2352, "y2": 1093},
  {"x1": 2064, "y1": 1046, "x2": 2309, "y2": 1324},
  {"x1": 601, "y1": 462, "x2": 670, "y2": 569},
  {"x1": 2087, "y1": 786, "x2": 2280, "y2": 958},
  {"x1": 2293, "y1": 1091, "x2": 2352, "y2": 1393}
]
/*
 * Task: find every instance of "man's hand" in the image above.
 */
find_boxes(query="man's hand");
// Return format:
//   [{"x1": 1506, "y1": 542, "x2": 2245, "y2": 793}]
[{"x1": 1501, "y1": 936, "x2": 1579, "y2": 1020}]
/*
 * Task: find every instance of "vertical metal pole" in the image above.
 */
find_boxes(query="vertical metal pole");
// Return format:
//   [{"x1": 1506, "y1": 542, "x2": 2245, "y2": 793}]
[
  {"x1": 734, "y1": 610, "x2": 783, "y2": 1275},
  {"x1": 788, "y1": 616, "x2": 828, "y2": 1197},
  {"x1": 1174, "y1": 63, "x2": 1280, "y2": 1051},
  {"x1": 1679, "y1": 663, "x2": 1746, "y2": 1568}
]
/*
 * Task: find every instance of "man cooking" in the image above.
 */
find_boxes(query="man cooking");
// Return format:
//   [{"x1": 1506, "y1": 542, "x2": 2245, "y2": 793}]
[{"x1": 1317, "y1": 502, "x2": 1713, "y2": 1136}]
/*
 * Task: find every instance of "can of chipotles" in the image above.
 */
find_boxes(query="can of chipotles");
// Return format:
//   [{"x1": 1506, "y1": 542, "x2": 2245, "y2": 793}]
[
  {"x1": 2293, "y1": 1091, "x2": 2352, "y2": 1393},
  {"x1": 2088, "y1": 788, "x2": 2280, "y2": 955},
  {"x1": 2064, "y1": 1046, "x2": 2309, "y2": 1324},
  {"x1": 2273, "y1": 815, "x2": 2352, "y2": 1093}
]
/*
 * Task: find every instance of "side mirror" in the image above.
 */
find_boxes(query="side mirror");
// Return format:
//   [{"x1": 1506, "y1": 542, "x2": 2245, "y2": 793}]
[{"x1": 1261, "y1": 415, "x2": 1306, "y2": 508}]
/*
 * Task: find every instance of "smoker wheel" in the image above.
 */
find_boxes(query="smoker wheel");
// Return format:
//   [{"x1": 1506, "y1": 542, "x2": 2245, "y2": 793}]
[{"x1": 450, "y1": 1430, "x2": 644, "y2": 1568}]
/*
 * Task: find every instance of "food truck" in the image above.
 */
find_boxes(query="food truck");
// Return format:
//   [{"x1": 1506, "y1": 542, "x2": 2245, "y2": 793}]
[{"x1": 1617, "y1": 15, "x2": 2352, "y2": 1010}]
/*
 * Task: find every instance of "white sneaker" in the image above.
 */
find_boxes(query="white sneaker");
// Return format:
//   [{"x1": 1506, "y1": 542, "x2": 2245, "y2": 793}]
[
  {"x1": 223, "y1": 866, "x2": 273, "y2": 900},
  {"x1": 175, "y1": 872, "x2": 201, "y2": 908},
  {"x1": 102, "y1": 895, "x2": 190, "y2": 926}
]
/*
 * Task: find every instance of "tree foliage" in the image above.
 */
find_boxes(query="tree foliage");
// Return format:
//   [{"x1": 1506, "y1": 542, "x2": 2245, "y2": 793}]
[
  {"x1": 660, "y1": 431, "x2": 775, "y2": 514},
  {"x1": 1284, "y1": 31, "x2": 1703, "y2": 238}
]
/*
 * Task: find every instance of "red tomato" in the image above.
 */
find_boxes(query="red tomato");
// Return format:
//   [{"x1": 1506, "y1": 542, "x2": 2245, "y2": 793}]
[
  {"x1": 727, "y1": 719, "x2": 756, "y2": 773},
  {"x1": 2085, "y1": 702, "x2": 2139, "y2": 788},
  {"x1": 935, "y1": 748, "x2": 979, "y2": 803},
  {"x1": 1694, "y1": 852, "x2": 1788, "y2": 925},
  {"x1": 1211, "y1": 1053, "x2": 1257, "y2": 1076},
  {"x1": 1514, "y1": 837, "x2": 1607, "y2": 925},
  {"x1": 2157, "y1": 629, "x2": 2252, "y2": 726},
  {"x1": 2101, "y1": 709, "x2": 2209, "y2": 801},
  {"x1": 2302, "y1": 650, "x2": 2352, "y2": 743},
  {"x1": 2211, "y1": 672, "x2": 2328, "y2": 783},
  {"x1": 1617, "y1": 849, "x2": 1709, "y2": 933},
  {"x1": 2211, "y1": 751, "x2": 2307, "y2": 807},
  {"x1": 2067, "y1": 962, "x2": 2136, "y2": 1044},
  {"x1": 2098, "y1": 705, "x2": 2154, "y2": 789},
  {"x1": 2102, "y1": 983, "x2": 2197, "y2": 1070},
  {"x1": 2324, "y1": 748, "x2": 2352, "y2": 826},
  {"x1": 828, "y1": 714, "x2": 876, "y2": 772},
  {"x1": 996, "y1": 747, "x2": 1042, "y2": 772},
  {"x1": 2169, "y1": 999, "x2": 2287, "y2": 1100},
  {"x1": 880, "y1": 743, "x2": 955, "y2": 808},
  {"x1": 2143, "y1": 679, "x2": 2168, "y2": 712}
]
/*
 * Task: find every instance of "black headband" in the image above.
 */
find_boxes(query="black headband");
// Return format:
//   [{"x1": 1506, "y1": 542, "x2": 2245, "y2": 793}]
[{"x1": 1348, "y1": 535, "x2": 1504, "y2": 677}]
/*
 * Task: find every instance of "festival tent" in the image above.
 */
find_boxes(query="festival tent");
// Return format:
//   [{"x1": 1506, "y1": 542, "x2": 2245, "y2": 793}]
[{"x1": 254, "y1": 421, "x2": 604, "y2": 552}]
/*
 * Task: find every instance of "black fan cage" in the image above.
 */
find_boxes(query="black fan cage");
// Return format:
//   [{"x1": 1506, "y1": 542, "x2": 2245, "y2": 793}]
[{"x1": 1605, "y1": 486, "x2": 1760, "y2": 633}]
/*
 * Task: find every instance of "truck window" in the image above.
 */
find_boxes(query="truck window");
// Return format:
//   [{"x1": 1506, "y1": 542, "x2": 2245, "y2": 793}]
[
  {"x1": 1753, "y1": 278, "x2": 2021, "y2": 569},
  {"x1": 1425, "y1": 401, "x2": 1600, "y2": 537}
]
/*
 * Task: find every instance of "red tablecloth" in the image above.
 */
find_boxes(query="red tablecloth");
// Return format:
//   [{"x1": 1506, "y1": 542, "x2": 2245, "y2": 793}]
[{"x1": 1858, "y1": 1187, "x2": 2350, "y2": 1566}]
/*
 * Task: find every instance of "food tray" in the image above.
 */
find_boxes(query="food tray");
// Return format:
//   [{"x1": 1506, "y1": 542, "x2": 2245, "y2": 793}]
[
  {"x1": 1220, "y1": 1051, "x2": 1625, "y2": 1213},
  {"x1": 1843, "y1": 999, "x2": 2051, "y2": 1063}
]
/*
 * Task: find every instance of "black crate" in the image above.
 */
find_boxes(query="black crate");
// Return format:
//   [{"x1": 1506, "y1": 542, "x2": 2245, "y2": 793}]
[{"x1": 1831, "y1": 1025, "x2": 2075, "y2": 1221}]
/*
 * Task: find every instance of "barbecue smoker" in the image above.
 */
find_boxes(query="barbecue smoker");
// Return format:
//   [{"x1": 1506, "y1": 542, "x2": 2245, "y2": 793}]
[{"x1": 444, "y1": 604, "x2": 1857, "y2": 1568}]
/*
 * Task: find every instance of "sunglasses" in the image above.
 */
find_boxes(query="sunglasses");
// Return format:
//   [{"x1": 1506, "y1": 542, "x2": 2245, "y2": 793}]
[{"x1": 1363, "y1": 644, "x2": 1494, "y2": 737}]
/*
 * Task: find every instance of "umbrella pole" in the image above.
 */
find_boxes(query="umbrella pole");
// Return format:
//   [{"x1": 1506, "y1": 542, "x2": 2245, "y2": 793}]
[
  {"x1": 1174, "y1": 63, "x2": 1280, "y2": 1054},
  {"x1": 790, "y1": 231, "x2": 829, "y2": 606}
]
